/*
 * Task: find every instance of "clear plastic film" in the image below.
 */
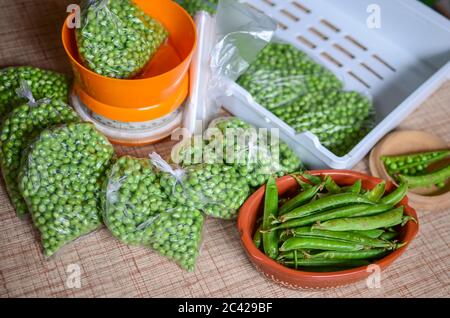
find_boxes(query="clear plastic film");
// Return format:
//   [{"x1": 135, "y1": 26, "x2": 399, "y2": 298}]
[
  {"x1": 0, "y1": 81, "x2": 80, "y2": 217},
  {"x1": 102, "y1": 156, "x2": 204, "y2": 272},
  {"x1": 76, "y1": 0, "x2": 168, "y2": 79},
  {"x1": 18, "y1": 123, "x2": 115, "y2": 257},
  {"x1": 151, "y1": 152, "x2": 250, "y2": 220},
  {"x1": 235, "y1": 41, "x2": 376, "y2": 157},
  {"x1": 0, "y1": 66, "x2": 69, "y2": 118},
  {"x1": 183, "y1": 0, "x2": 277, "y2": 134}
]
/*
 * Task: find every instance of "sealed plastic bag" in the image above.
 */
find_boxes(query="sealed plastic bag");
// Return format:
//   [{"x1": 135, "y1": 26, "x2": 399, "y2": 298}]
[
  {"x1": 76, "y1": 0, "x2": 168, "y2": 78},
  {"x1": 0, "y1": 81, "x2": 80, "y2": 217},
  {"x1": 175, "y1": 0, "x2": 219, "y2": 16},
  {"x1": 19, "y1": 123, "x2": 115, "y2": 256},
  {"x1": 151, "y1": 152, "x2": 250, "y2": 220},
  {"x1": 103, "y1": 156, "x2": 204, "y2": 271},
  {"x1": 206, "y1": 117, "x2": 303, "y2": 187},
  {"x1": 0, "y1": 66, "x2": 69, "y2": 118}
]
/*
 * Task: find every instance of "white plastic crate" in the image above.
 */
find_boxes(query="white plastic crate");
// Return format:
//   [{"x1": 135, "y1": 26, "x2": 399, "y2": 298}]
[{"x1": 217, "y1": 0, "x2": 450, "y2": 169}]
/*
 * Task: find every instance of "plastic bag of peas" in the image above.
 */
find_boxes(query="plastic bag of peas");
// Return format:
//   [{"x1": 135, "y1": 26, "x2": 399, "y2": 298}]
[
  {"x1": 175, "y1": 0, "x2": 219, "y2": 17},
  {"x1": 0, "y1": 80, "x2": 80, "y2": 217},
  {"x1": 103, "y1": 156, "x2": 205, "y2": 271},
  {"x1": 76, "y1": 0, "x2": 168, "y2": 79},
  {"x1": 151, "y1": 152, "x2": 250, "y2": 220},
  {"x1": 18, "y1": 123, "x2": 115, "y2": 257},
  {"x1": 0, "y1": 66, "x2": 69, "y2": 118}
]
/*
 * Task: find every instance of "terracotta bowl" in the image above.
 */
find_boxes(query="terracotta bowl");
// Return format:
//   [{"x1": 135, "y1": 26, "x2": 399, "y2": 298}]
[{"x1": 237, "y1": 170, "x2": 419, "y2": 289}]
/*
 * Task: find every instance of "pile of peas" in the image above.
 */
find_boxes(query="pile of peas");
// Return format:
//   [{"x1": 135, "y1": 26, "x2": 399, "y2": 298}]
[
  {"x1": 103, "y1": 156, "x2": 204, "y2": 271},
  {"x1": 0, "y1": 101, "x2": 80, "y2": 217},
  {"x1": 381, "y1": 150, "x2": 450, "y2": 189},
  {"x1": 0, "y1": 67, "x2": 69, "y2": 117},
  {"x1": 77, "y1": 0, "x2": 168, "y2": 78},
  {"x1": 159, "y1": 163, "x2": 250, "y2": 220},
  {"x1": 19, "y1": 123, "x2": 115, "y2": 257},
  {"x1": 175, "y1": 0, "x2": 219, "y2": 16},
  {"x1": 237, "y1": 43, "x2": 375, "y2": 157},
  {"x1": 255, "y1": 174, "x2": 414, "y2": 271}
]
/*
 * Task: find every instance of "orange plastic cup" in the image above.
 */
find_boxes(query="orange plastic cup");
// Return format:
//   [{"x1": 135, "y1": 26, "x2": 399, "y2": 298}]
[{"x1": 62, "y1": 0, "x2": 196, "y2": 121}]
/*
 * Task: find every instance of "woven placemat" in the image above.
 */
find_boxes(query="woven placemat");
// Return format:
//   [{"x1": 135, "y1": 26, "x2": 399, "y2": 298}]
[{"x1": 1, "y1": 0, "x2": 449, "y2": 298}]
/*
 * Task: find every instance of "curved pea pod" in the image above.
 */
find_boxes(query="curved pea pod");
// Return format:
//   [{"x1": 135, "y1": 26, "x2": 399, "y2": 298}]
[
  {"x1": 343, "y1": 179, "x2": 362, "y2": 194},
  {"x1": 313, "y1": 206, "x2": 404, "y2": 231},
  {"x1": 364, "y1": 181, "x2": 386, "y2": 202},
  {"x1": 382, "y1": 150, "x2": 450, "y2": 175},
  {"x1": 281, "y1": 259, "x2": 370, "y2": 268},
  {"x1": 279, "y1": 184, "x2": 321, "y2": 215},
  {"x1": 380, "y1": 231, "x2": 398, "y2": 240},
  {"x1": 398, "y1": 165, "x2": 450, "y2": 189},
  {"x1": 278, "y1": 193, "x2": 376, "y2": 223},
  {"x1": 309, "y1": 249, "x2": 388, "y2": 260},
  {"x1": 324, "y1": 175, "x2": 341, "y2": 193},
  {"x1": 253, "y1": 224, "x2": 263, "y2": 249},
  {"x1": 380, "y1": 183, "x2": 408, "y2": 205},
  {"x1": 280, "y1": 237, "x2": 365, "y2": 252},
  {"x1": 262, "y1": 177, "x2": 279, "y2": 259}
]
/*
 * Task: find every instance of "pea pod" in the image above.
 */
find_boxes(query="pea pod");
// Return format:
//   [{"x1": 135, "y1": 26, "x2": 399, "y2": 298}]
[
  {"x1": 398, "y1": 165, "x2": 450, "y2": 189},
  {"x1": 313, "y1": 206, "x2": 404, "y2": 231},
  {"x1": 281, "y1": 259, "x2": 370, "y2": 267},
  {"x1": 380, "y1": 183, "x2": 408, "y2": 206},
  {"x1": 253, "y1": 224, "x2": 262, "y2": 249},
  {"x1": 272, "y1": 204, "x2": 390, "y2": 231},
  {"x1": 262, "y1": 177, "x2": 279, "y2": 259},
  {"x1": 380, "y1": 231, "x2": 398, "y2": 240},
  {"x1": 324, "y1": 175, "x2": 341, "y2": 193},
  {"x1": 352, "y1": 229, "x2": 385, "y2": 239},
  {"x1": 279, "y1": 193, "x2": 376, "y2": 223},
  {"x1": 343, "y1": 179, "x2": 362, "y2": 194},
  {"x1": 280, "y1": 237, "x2": 365, "y2": 252},
  {"x1": 382, "y1": 150, "x2": 450, "y2": 175},
  {"x1": 281, "y1": 249, "x2": 387, "y2": 260},
  {"x1": 279, "y1": 184, "x2": 321, "y2": 215},
  {"x1": 364, "y1": 181, "x2": 386, "y2": 202}
]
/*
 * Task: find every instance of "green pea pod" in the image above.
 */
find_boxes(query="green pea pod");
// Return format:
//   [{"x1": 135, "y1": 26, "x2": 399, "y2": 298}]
[
  {"x1": 279, "y1": 184, "x2": 321, "y2": 215},
  {"x1": 351, "y1": 203, "x2": 393, "y2": 217},
  {"x1": 271, "y1": 204, "x2": 385, "y2": 231},
  {"x1": 343, "y1": 179, "x2": 362, "y2": 194},
  {"x1": 313, "y1": 206, "x2": 404, "y2": 231},
  {"x1": 398, "y1": 165, "x2": 450, "y2": 189},
  {"x1": 279, "y1": 193, "x2": 376, "y2": 223},
  {"x1": 380, "y1": 231, "x2": 398, "y2": 240},
  {"x1": 351, "y1": 229, "x2": 385, "y2": 239},
  {"x1": 310, "y1": 249, "x2": 387, "y2": 260},
  {"x1": 380, "y1": 183, "x2": 408, "y2": 206},
  {"x1": 281, "y1": 258, "x2": 370, "y2": 267},
  {"x1": 262, "y1": 177, "x2": 279, "y2": 259},
  {"x1": 253, "y1": 225, "x2": 262, "y2": 249},
  {"x1": 280, "y1": 237, "x2": 365, "y2": 252},
  {"x1": 364, "y1": 181, "x2": 386, "y2": 202},
  {"x1": 298, "y1": 173, "x2": 323, "y2": 186},
  {"x1": 324, "y1": 175, "x2": 341, "y2": 193},
  {"x1": 290, "y1": 174, "x2": 312, "y2": 190}
]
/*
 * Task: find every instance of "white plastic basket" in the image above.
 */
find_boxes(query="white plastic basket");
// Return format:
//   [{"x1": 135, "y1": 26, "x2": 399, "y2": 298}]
[{"x1": 217, "y1": 0, "x2": 450, "y2": 169}]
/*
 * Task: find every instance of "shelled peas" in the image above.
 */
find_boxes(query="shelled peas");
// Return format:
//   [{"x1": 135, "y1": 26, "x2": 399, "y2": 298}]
[
  {"x1": 103, "y1": 156, "x2": 204, "y2": 271},
  {"x1": 0, "y1": 67, "x2": 69, "y2": 117},
  {"x1": 175, "y1": 0, "x2": 219, "y2": 16},
  {"x1": 19, "y1": 123, "x2": 115, "y2": 256},
  {"x1": 0, "y1": 101, "x2": 80, "y2": 217},
  {"x1": 76, "y1": 0, "x2": 168, "y2": 78},
  {"x1": 159, "y1": 163, "x2": 250, "y2": 220},
  {"x1": 237, "y1": 43, "x2": 375, "y2": 157}
]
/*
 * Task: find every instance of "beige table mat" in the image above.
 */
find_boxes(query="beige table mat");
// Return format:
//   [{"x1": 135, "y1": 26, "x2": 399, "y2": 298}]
[{"x1": 0, "y1": 0, "x2": 449, "y2": 298}]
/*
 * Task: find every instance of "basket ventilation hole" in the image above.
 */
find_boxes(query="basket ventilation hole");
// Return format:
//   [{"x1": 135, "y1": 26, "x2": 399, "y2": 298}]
[
  {"x1": 320, "y1": 19, "x2": 340, "y2": 33},
  {"x1": 262, "y1": 0, "x2": 275, "y2": 6},
  {"x1": 345, "y1": 35, "x2": 368, "y2": 51},
  {"x1": 292, "y1": 1, "x2": 311, "y2": 14},
  {"x1": 280, "y1": 9, "x2": 300, "y2": 21},
  {"x1": 333, "y1": 44, "x2": 355, "y2": 59},
  {"x1": 348, "y1": 71, "x2": 371, "y2": 88},
  {"x1": 373, "y1": 55, "x2": 397, "y2": 72},
  {"x1": 245, "y1": 3, "x2": 264, "y2": 13},
  {"x1": 277, "y1": 21, "x2": 288, "y2": 30},
  {"x1": 361, "y1": 63, "x2": 384, "y2": 80},
  {"x1": 320, "y1": 52, "x2": 343, "y2": 68},
  {"x1": 297, "y1": 36, "x2": 317, "y2": 49},
  {"x1": 309, "y1": 27, "x2": 329, "y2": 41}
]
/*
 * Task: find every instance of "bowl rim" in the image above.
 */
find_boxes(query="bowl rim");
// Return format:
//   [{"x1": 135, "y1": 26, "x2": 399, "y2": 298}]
[
  {"x1": 61, "y1": 0, "x2": 197, "y2": 82},
  {"x1": 237, "y1": 170, "x2": 420, "y2": 279}
]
